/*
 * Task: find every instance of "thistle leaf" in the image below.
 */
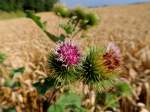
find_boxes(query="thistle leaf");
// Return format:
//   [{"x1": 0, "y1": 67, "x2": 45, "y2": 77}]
[
  {"x1": 48, "y1": 92, "x2": 86, "y2": 112},
  {"x1": 10, "y1": 67, "x2": 25, "y2": 78},
  {"x1": 48, "y1": 104, "x2": 63, "y2": 112},
  {"x1": 105, "y1": 93, "x2": 119, "y2": 109},
  {"x1": 26, "y1": 11, "x2": 46, "y2": 31},
  {"x1": 115, "y1": 82, "x2": 132, "y2": 97},
  {"x1": 33, "y1": 77, "x2": 57, "y2": 95}
]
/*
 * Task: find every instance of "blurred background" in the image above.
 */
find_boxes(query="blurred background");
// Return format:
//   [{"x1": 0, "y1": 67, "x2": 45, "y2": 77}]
[
  {"x1": 0, "y1": 0, "x2": 150, "y2": 112},
  {"x1": 0, "y1": 0, "x2": 150, "y2": 19},
  {"x1": 0, "y1": 0, "x2": 150, "y2": 12}
]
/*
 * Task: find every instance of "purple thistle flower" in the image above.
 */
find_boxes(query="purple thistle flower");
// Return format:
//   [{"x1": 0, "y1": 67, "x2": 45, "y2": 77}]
[
  {"x1": 55, "y1": 40, "x2": 80, "y2": 67},
  {"x1": 103, "y1": 42, "x2": 121, "y2": 70}
]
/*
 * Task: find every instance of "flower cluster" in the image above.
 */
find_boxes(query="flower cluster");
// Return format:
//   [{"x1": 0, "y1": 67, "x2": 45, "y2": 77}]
[{"x1": 48, "y1": 41, "x2": 121, "y2": 90}]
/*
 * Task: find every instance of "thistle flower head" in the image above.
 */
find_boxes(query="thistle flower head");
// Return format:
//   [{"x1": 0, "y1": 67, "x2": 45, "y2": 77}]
[
  {"x1": 55, "y1": 40, "x2": 80, "y2": 67},
  {"x1": 103, "y1": 42, "x2": 121, "y2": 70},
  {"x1": 80, "y1": 47, "x2": 117, "y2": 92}
]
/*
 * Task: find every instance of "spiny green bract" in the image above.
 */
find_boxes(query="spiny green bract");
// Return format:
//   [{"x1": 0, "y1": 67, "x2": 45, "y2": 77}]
[
  {"x1": 48, "y1": 53, "x2": 79, "y2": 86},
  {"x1": 80, "y1": 47, "x2": 118, "y2": 91},
  {"x1": 53, "y1": 4, "x2": 70, "y2": 17},
  {"x1": 71, "y1": 7, "x2": 87, "y2": 20},
  {"x1": 80, "y1": 12, "x2": 100, "y2": 29}
]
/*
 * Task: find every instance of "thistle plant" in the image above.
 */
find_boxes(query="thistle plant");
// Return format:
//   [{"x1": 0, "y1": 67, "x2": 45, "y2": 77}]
[
  {"x1": 0, "y1": 4, "x2": 133, "y2": 112},
  {"x1": 29, "y1": 5, "x2": 127, "y2": 112}
]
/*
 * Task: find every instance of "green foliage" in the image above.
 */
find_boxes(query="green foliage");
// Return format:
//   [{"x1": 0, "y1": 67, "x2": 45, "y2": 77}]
[
  {"x1": 85, "y1": 13, "x2": 100, "y2": 26},
  {"x1": 3, "y1": 66, "x2": 24, "y2": 88},
  {"x1": 53, "y1": 5, "x2": 99, "y2": 37},
  {"x1": 60, "y1": 22, "x2": 75, "y2": 34},
  {"x1": 105, "y1": 93, "x2": 119, "y2": 109},
  {"x1": 96, "y1": 82, "x2": 132, "y2": 110},
  {"x1": 53, "y1": 4, "x2": 70, "y2": 17},
  {"x1": 0, "y1": 0, "x2": 24, "y2": 12},
  {"x1": 115, "y1": 82, "x2": 132, "y2": 97},
  {"x1": 71, "y1": 7, "x2": 86, "y2": 20},
  {"x1": 33, "y1": 77, "x2": 57, "y2": 95},
  {"x1": 4, "y1": 78, "x2": 15, "y2": 87},
  {"x1": 0, "y1": 11, "x2": 25, "y2": 20},
  {"x1": 10, "y1": 67, "x2": 25, "y2": 78},
  {"x1": 96, "y1": 92, "x2": 118, "y2": 110},
  {"x1": 4, "y1": 78, "x2": 21, "y2": 88},
  {"x1": 0, "y1": 0, "x2": 59, "y2": 12},
  {"x1": 0, "y1": 52, "x2": 6, "y2": 64},
  {"x1": 48, "y1": 92, "x2": 86, "y2": 112},
  {"x1": 3, "y1": 107, "x2": 16, "y2": 112},
  {"x1": 45, "y1": 31, "x2": 65, "y2": 42},
  {"x1": 26, "y1": 12, "x2": 66, "y2": 42},
  {"x1": 80, "y1": 13, "x2": 100, "y2": 29},
  {"x1": 26, "y1": 11, "x2": 46, "y2": 31},
  {"x1": 48, "y1": 53, "x2": 78, "y2": 85},
  {"x1": 53, "y1": 5, "x2": 100, "y2": 32}
]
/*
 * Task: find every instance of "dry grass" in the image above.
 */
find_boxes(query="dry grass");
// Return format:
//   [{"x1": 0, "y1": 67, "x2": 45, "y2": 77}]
[{"x1": 0, "y1": 18, "x2": 54, "y2": 67}]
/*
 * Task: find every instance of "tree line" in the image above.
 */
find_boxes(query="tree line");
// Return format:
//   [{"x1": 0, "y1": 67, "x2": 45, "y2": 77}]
[{"x1": 0, "y1": 0, "x2": 59, "y2": 12}]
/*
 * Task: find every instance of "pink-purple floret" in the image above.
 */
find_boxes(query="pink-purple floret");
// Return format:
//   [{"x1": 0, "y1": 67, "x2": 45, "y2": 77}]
[
  {"x1": 55, "y1": 41, "x2": 80, "y2": 66},
  {"x1": 103, "y1": 42, "x2": 121, "y2": 70}
]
